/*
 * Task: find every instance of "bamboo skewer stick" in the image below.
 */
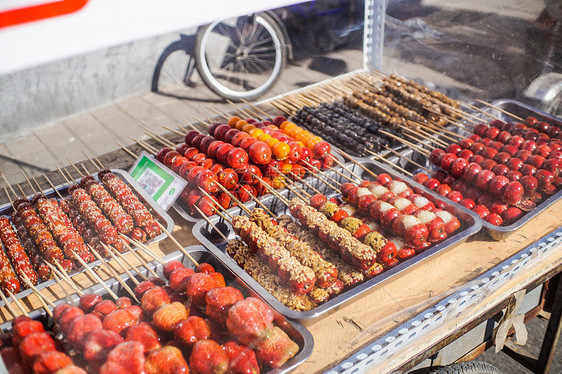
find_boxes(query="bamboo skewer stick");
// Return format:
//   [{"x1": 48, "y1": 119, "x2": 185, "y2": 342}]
[
  {"x1": 70, "y1": 249, "x2": 118, "y2": 300},
  {"x1": 250, "y1": 173, "x2": 291, "y2": 206},
  {"x1": 240, "y1": 99, "x2": 272, "y2": 120},
  {"x1": 464, "y1": 103, "x2": 502, "y2": 121},
  {"x1": 89, "y1": 245, "x2": 138, "y2": 302},
  {"x1": 382, "y1": 145, "x2": 432, "y2": 174},
  {"x1": 20, "y1": 273, "x2": 55, "y2": 308},
  {"x1": 379, "y1": 130, "x2": 431, "y2": 156},
  {"x1": 131, "y1": 138, "x2": 158, "y2": 155},
  {"x1": 45, "y1": 262, "x2": 83, "y2": 297},
  {"x1": 155, "y1": 221, "x2": 200, "y2": 267},
  {"x1": 328, "y1": 155, "x2": 362, "y2": 180},
  {"x1": 284, "y1": 171, "x2": 320, "y2": 196},
  {"x1": 103, "y1": 244, "x2": 145, "y2": 283},
  {"x1": 214, "y1": 185, "x2": 252, "y2": 215},
  {"x1": 366, "y1": 150, "x2": 413, "y2": 177},
  {"x1": 336, "y1": 149, "x2": 379, "y2": 180},
  {"x1": 476, "y1": 99, "x2": 524, "y2": 122},
  {"x1": 51, "y1": 270, "x2": 77, "y2": 306},
  {"x1": 114, "y1": 140, "x2": 138, "y2": 159},
  {"x1": 197, "y1": 189, "x2": 235, "y2": 224},
  {"x1": 298, "y1": 160, "x2": 342, "y2": 189},
  {"x1": 7, "y1": 290, "x2": 30, "y2": 317},
  {"x1": 162, "y1": 125, "x2": 186, "y2": 137},
  {"x1": 325, "y1": 165, "x2": 357, "y2": 183},
  {"x1": 0, "y1": 291, "x2": 20, "y2": 318},
  {"x1": 194, "y1": 206, "x2": 228, "y2": 241}
]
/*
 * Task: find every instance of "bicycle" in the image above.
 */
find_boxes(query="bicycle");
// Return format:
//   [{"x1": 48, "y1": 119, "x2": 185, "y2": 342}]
[{"x1": 191, "y1": 1, "x2": 364, "y2": 102}]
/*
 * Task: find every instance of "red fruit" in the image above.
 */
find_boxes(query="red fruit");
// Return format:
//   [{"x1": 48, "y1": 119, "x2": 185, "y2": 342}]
[
  {"x1": 227, "y1": 148, "x2": 249, "y2": 171},
  {"x1": 187, "y1": 166, "x2": 206, "y2": 185},
  {"x1": 502, "y1": 207, "x2": 523, "y2": 224},
  {"x1": 313, "y1": 141, "x2": 331, "y2": 159},
  {"x1": 255, "y1": 326, "x2": 299, "y2": 369},
  {"x1": 463, "y1": 163, "x2": 483, "y2": 183},
  {"x1": 103, "y1": 309, "x2": 138, "y2": 336},
  {"x1": 145, "y1": 346, "x2": 189, "y2": 374},
  {"x1": 446, "y1": 190, "x2": 463, "y2": 203},
  {"x1": 209, "y1": 272, "x2": 226, "y2": 288},
  {"x1": 214, "y1": 124, "x2": 232, "y2": 141},
  {"x1": 486, "y1": 213, "x2": 503, "y2": 226},
  {"x1": 485, "y1": 127, "x2": 500, "y2": 139},
  {"x1": 287, "y1": 143, "x2": 303, "y2": 163},
  {"x1": 185, "y1": 130, "x2": 200, "y2": 145},
  {"x1": 472, "y1": 205, "x2": 490, "y2": 218},
  {"x1": 218, "y1": 168, "x2": 239, "y2": 190},
  {"x1": 527, "y1": 155, "x2": 546, "y2": 169},
  {"x1": 474, "y1": 123, "x2": 489, "y2": 137},
  {"x1": 509, "y1": 136, "x2": 525, "y2": 147},
  {"x1": 226, "y1": 297, "x2": 274, "y2": 345},
  {"x1": 536, "y1": 169, "x2": 555, "y2": 186},
  {"x1": 503, "y1": 182, "x2": 524, "y2": 204},
  {"x1": 163, "y1": 151, "x2": 181, "y2": 167},
  {"x1": 481, "y1": 159, "x2": 497, "y2": 170},
  {"x1": 535, "y1": 144, "x2": 552, "y2": 157},
  {"x1": 248, "y1": 141, "x2": 272, "y2": 164},
  {"x1": 432, "y1": 170, "x2": 448, "y2": 183},
  {"x1": 470, "y1": 142, "x2": 486, "y2": 154},
  {"x1": 231, "y1": 132, "x2": 250, "y2": 148},
  {"x1": 99, "y1": 341, "x2": 145, "y2": 374},
  {"x1": 375, "y1": 173, "x2": 393, "y2": 186},
  {"x1": 497, "y1": 131, "x2": 512, "y2": 143},
  {"x1": 134, "y1": 280, "x2": 156, "y2": 299},
  {"x1": 519, "y1": 163, "x2": 537, "y2": 176},
  {"x1": 440, "y1": 153, "x2": 457, "y2": 171},
  {"x1": 169, "y1": 267, "x2": 195, "y2": 292},
  {"x1": 174, "y1": 316, "x2": 211, "y2": 345},
  {"x1": 543, "y1": 159, "x2": 561, "y2": 175},
  {"x1": 520, "y1": 175, "x2": 539, "y2": 194},
  {"x1": 506, "y1": 170, "x2": 523, "y2": 181},
  {"x1": 196, "y1": 170, "x2": 220, "y2": 194},
  {"x1": 190, "y1": 339, "x2": 229, "y2": 374},
  {"x1": 68, "y1": 314, "x2": 103, "y2": 349},
  {"x1": 216, "y1": 143, "x2": 235, "y2": 165},
  {"x1": 413, "y1": 173, "x2": 429, "y2": 184},
  {"x1": 490, "y1": 201, "x2": 508, "y2": 215},
  {"x1": 429, "y1": 149, "x2": 446, "y2": 165},
  {"x1": 241, "y1": 165, "x2": 262, "y2": 186},
  {"x1": 435, "y1": 184, "x2": 452, "y2": 196},
  {"x1": 458, "y1": 149, "x2": 474, "y2": 160},
  {"x1": 423, "y1": 178, "x2": 440, "y2": 190},
  {"x1": 141, "y1": 287, "x2": 171, "y2": 314},
  {"x1": 459, "y1": 198, "x2": 475, "y2": 210},
  {"x1": 224, "y1": 341, "x2": 260, "y2": 374},
  {"x1": 125, "y1": 322, "x2": 161, "y2": 353},
  {"x1": 11, "y1": 318, "x2": 45, "y2": 347},
  {"x1": 224, "y1": 129, "x2": 240, "y2": 144},
  {"x1": 183, "y1": 147, "x2": 199, "y2": 160},
  {"x1": 84, "y1": 328, "x2": 124, "y2": 363},
  {"x1": 207, "y1": 141, "x2": 225, "y2": 159},
  {"x1": 59, "y1": 306, "x2": 85, "y2": 334},
  {"x1": 79, "y1": 293, "x2": 102, "y2": 313},
  {"x1": 19, "y1": 332, "x2": 56, "y2": 363},
  {"x1": 459, "y1": 138, "x2": 475, "y2": 149},
  {"x1": 489, "y1": 176, "x2": 510, "y2": 196},
  {"x1": 163, "y1": 261, "x2": 185, "y2": 279},
  {"x1": 185, "y1": 272, "x2": 220, "y2": 305},
  {"x1": 481, "y1": 147, "x2": 498, "y2": 160},
  {"x1": 469, "y1": 134, "x2": 482, "y2": 142},
  {"x1": 205, "y1": 286, "x2": 245, "y2": 325},
  {"x1": 515, "y1": 150, "x2": 532, "y2": 162},
  {"x1": 469, "y1": 154, "x2": 485, "y2": 164},
  {"x1": 491, "y1": 164, "x2": 510, "y2": 176},
  {"x1": 191, "y1": 134, "x2": 207, "y2": 150},
  {"x1": 450, "y1": 158, "x2": 468, "y2": 178},
  {"x1": 474, "y1": 170, "x2": 495, "y2": 189},
  {"x1": 199, "y1": 136, "x2": 216, "y2": 154},
  {"x1": 32, "y1": 351, "x2": 73, "y2": 374},
  {"x1": 195, "y1": 263, "x2": 215, "y2": 274},
  {"x1": 493, "y1": 152, "x2": 510, "y2": 164},
  {"x1": 156, "y1": 147, "x2": 173, "y2": 163},
  {"x1": 446, "y1": 143, "x2": 462, "y2": 154}
]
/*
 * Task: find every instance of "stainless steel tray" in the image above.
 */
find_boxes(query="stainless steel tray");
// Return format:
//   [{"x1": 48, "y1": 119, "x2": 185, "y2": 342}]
[
  {"x1": 171, "y1": 149, "x2": 347, "y2": 223},
  {"x1": 192, "y1": 160, "x2": 481, "y2": 320},
  {"x1": 385, "y1": 99, "x2": 562, "y2": 241},
  {"x1": 0, "y1": 246, "x2": 314, "y2": 374},
  {"x1": 0, "y1": 169, "x2": 174, "y2": 309}
]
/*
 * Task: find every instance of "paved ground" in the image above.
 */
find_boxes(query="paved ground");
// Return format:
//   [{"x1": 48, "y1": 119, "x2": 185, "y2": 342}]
[{"x1": 0, "y1": 42, "x2": 363, "y2": 188}]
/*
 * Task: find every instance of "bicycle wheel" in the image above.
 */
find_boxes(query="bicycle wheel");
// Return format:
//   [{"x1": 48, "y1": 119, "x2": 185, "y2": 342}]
[{"x1": 195, "y1": 12, "x2": 287, "y2": 101}]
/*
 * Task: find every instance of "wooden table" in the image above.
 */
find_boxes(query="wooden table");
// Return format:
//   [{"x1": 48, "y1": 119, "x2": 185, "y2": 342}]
[{"x1": 3, "y1": 196, "x2": 560, "y2": 373}]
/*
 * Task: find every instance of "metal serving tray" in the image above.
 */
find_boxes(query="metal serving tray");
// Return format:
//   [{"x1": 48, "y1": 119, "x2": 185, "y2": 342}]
[
  {"x1": 171, "y1": 149, "x2": 346, "y2": 223},
  {"x1": 193, "y1": 160, "x2": 481, "y2": 320},
  {"x1": 385, "y1": 100, "x2": 562, "y2": 241},
  {"x1": 0, "y1": 246, "x2": 314, "y2": 374},
  {"x1": 0, "y1": 169, "x2": 174, "y2": 310}
]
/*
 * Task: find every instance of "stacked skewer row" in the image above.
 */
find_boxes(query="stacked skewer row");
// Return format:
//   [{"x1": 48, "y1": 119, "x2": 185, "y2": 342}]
[
  {"x1": 0, "y1": 228, "x2": 301, "y2": 373},
  {"x1": 0, "y1": 161, "x2": 164, "y2": 301}
]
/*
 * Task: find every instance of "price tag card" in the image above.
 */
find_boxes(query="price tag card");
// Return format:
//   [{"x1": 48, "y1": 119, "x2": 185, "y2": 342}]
[{"x1": 129, "y1": 151, "x2": 187, "y2": 211}]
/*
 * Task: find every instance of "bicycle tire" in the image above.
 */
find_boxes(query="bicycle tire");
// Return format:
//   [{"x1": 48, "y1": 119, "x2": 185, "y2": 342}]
[
  {"x1": 429, "y1": 361, "x2": 503, "y2": 374},
  {"x1": 194, "y1": 12, "x2": 287, "y2": 102}
]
